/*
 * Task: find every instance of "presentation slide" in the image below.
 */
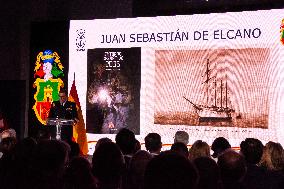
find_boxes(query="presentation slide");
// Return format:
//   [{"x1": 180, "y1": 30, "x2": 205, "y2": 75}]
[{"x1": 69, "y1": 9, "x2": 284, "y2": 153}]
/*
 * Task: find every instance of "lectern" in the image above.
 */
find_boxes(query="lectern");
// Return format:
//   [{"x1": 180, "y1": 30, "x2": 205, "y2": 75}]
[{"x1": 46, "y1": 118, "x2": 74, "y2": 140}]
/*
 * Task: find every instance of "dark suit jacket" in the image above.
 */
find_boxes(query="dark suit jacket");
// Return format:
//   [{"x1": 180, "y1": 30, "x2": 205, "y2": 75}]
[{"x1": 49, "y1": 101, "x2": 78, "y2": 120}]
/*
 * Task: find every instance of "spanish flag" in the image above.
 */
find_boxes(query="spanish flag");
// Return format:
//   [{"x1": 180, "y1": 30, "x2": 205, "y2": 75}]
[{"x1": 68, "y1": 76, "x2": 88, "y2": 155}]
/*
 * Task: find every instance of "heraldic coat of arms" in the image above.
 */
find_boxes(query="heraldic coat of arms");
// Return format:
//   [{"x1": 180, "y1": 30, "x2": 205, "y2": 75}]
[{"x1": 33, "y1": 50, "x2": 64, "y2": 124}]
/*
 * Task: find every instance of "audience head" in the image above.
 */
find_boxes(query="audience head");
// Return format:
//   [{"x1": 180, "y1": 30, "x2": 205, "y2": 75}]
[
  {"x1": 171, "y1": 142, "x2": 189, "y2": 158},
  {"x1": 1, "y1": 128, "x2": 16, "y2": 140},
  {"x1": 92, "y1": 141, "x2": 125, "y2": 188},
  {"x1": 95, "y1": 137, "x2": 112, "y2": 151},
  {"x1": 144, "y1": 151, "x2": 198, "y2": 189},
  {"x1": 240, "y1": 138, "x2": 264, "y2": 164},
  {"x1": 144, "y1": 133, "x2": 162, "y2": 154},
  {"x1": 259, "y1": 141, "x2": 284, "y2": 171},
  {"x1": 66, "y1": 140, "x2": 80, "y2": 160},
  {"x1": 64, "y1": 156, "x2": 97, "y2": 189},
  {"x1": 189, "y1": 140, "x2": 210, "y2": 161},
  {"x1": 174, "y1": 131, "x2": 189, "y2": 145},
  {"x1": 115, "y1": 128, "x2": 136, "y2": 155},
  {"x1": 129, "y1": 150, "x2": 153, "y2": 189},
  {"x1": 217, "y1": 150, "x2": 246, "y2": 183},
  {"x1": 194, "y1": 157, "x2": 221, "y2": 189},
  {"x1": 34, "y1": 140, "x2": 70, "y2": 175},
  {"x1": 14, "y1": 137, "x2": 37, "y2": 163},
  {"x1": 0, "y1": 136, "x2": 17, "y2": 158},
  {"x1": 211, "y1": 137, "x2": 231, "y2": 158},
  {"x1": 36, "y1": 128, "x2": 51, "y2": 141}
]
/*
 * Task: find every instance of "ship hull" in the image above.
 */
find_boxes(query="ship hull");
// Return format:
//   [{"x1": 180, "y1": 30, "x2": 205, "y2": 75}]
[{"x1": 199, "y1": 116, "x2": 232, "y2": 122}]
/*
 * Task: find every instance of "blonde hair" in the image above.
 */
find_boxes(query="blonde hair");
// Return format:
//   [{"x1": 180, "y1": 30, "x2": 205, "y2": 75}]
[
  {"x1": 189, "y1": 140, "x2": 210, "y2": 161},
  {"x1": 259, "y1": 141, "x2": 284, "y2": 171}
]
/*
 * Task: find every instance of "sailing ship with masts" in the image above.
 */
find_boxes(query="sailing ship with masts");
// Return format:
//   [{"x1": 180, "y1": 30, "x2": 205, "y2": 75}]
[{"x1": 184, "y1": 59, "x2": 235, "y2": 123}]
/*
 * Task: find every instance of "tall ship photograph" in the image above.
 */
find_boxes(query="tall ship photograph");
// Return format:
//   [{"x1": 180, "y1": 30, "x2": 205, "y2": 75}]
[
  {"x1": 154, "y1": 48, "x2": 271, "y2": 128},
  {"x1": 183, "y1": 59, "x2": 235, "y2": 124}
]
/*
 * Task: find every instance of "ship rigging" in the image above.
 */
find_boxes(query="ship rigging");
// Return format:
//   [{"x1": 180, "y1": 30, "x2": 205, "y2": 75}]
[{"x1": 184, "y1": 59, "x2": 235, "y2": 123}]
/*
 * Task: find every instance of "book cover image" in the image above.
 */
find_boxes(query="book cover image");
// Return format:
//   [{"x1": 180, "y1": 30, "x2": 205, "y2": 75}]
[{"x1": 86, "y1": 48, "x2": 141, "y2": 134}]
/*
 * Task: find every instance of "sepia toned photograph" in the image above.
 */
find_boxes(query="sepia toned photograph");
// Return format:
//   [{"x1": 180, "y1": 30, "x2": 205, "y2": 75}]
[{"x1": 154, "y1": 48, "x2": 271, "y2": 128}]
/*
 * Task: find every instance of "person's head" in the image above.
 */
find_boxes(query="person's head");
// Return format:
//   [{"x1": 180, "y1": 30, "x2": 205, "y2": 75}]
[
  {"x1": 174, "y1": 131, "x2": 189, "y2": 145},
  {"x1": 92, "y1": 141, "x2": 125, "y2": 188},
  {"x1": 64, "y1": 156, "x2": 97, "y2": 189},
  {"x1": 189, "y1": 140, "x2": 211, "y2": 161},
  {"x1": 171, "y1": 142, "x2": 189, "y2": 158},
  {"x1": 14, "y1": 137, "x2": 37, "y2": 164},
  {"x1": 115, "y1": 128, "x2": 136, "y2": 155},
  {"x1": 0, "y1": 136, "x2": 17, "y2": 156},
  {"x1": 240, "y1": 138, "x2": 264, "y2": 164},
  {"x1": 217, "y1": 150, "x2": 246, "y2": 183},
  {"x1": 211, "y1": 137, "x2": 231, "y2": 158},
  {"x1": 95, "y1": 137, "x2": 112, "y2": 151},
  {"x1": 144, "y1": 133, "x2": 162, "y2": 154},
  {"x1": 59, "y1": 89, "x2": 68, "y2": 104},
  {"x1": 1, "y1": 128, "x2": 16, "y2": 140},
  {"x1": 144, "y1": 151, "x2": 198, "y2": 189},
  {"x1": 34, "y1": 140, "x2": 70, "y2": 175},
  {"x1": 129, "y1": 150, "x2": 153, "y2": 189},
  {"x1": 193, "y1": 157, "x2": 221, "y2": 189},
  {"x1": 259, "y1": 141, "x2": 284, "y2": 171}
]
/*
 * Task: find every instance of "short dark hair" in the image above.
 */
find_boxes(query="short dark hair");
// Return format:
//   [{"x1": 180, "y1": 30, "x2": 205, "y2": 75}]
[
  {"x1": 218, "y1": 150, "x2": 246, "y2": 182},
  {"x1": 144, "y1": 133, "x2": 162, "y2": 153},
  {"x1": 59, "y1": 89, "x2": 68, "y2": 95},
  {"x1": 115, "y1": 128, "x2": 136, "y2": 155},
  {"x1": 92, "y1": 142, "x2": 124, "y2": 186},
  {"x1": 144, "y1": 151, "x2": 198, "y2": 189},
  {"x1": 170, "y1": 142, "x2": 189, "y2": 158},
  {"x1": 211, "y1": 137, "x2": 231, "y2": 158},
  {"x1": 240, "y1": 138, "x2": 263, "y2": 164}
]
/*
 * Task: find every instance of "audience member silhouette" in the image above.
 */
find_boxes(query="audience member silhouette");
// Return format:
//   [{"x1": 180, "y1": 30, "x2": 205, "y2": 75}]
[
  {"x1": 0, "y1": 136, "x2": 17, "y2": 188},
  {"x1": 240, "y1": 138, "x2": 270, "y2": 189},
  {"x1": 95, "y1": 137, "x2": 112, "y2": 151},
  {"x1": 194, "y1": 157, "x2": 221, "y2": 189},
  {"x1": 66, "y1": 140, "x2": 81, "y2": 160},
  {"x1": 189, "y1": 140, "x2": 211, "y2": 161},
  {"x1": 211, "y1": 137, "x2": 231, "y2": 159},
  {"x1": 11, "y1": 137, "x2": 38, "y2": 189},
  {"x1": 259, "y1": 141, "x2": 284, "y2": 171},
  {"x1": 115, "y1": 128, "x2": 136, "y2": 167},
  {"x1": 30, "y1": 140, "x2": 70, "y2": 189},
  {"x1": 63, "y1": 156, "x2": 98, "y2": 189},
  {"x1": 170, "y1": 142, "x2": 189, "y2": 158},
  {"x1": 217, "y1": 150, "x2": 247, "y2": 189},
  {"x1": 0, "y1": 128, "x2": 16, "y2": 141},
  {"x1": 258, "y1": 141, "x2": 284, "y2": 189},
  {"x1": 174, "y1": 131, "x2": 189, "y2": 145},
  {"x1": 92, "y1": 141, "x2": 125, "y2": 189},
  {"x1": 128, "y1": 150, "x2": 152, "y2": 189},
  {"x1": 144, "y1": 133, "x2": 162, "y2": 156},
  {"x1": 144, "y1": 150, "x2": 198, "y2": 189}
]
